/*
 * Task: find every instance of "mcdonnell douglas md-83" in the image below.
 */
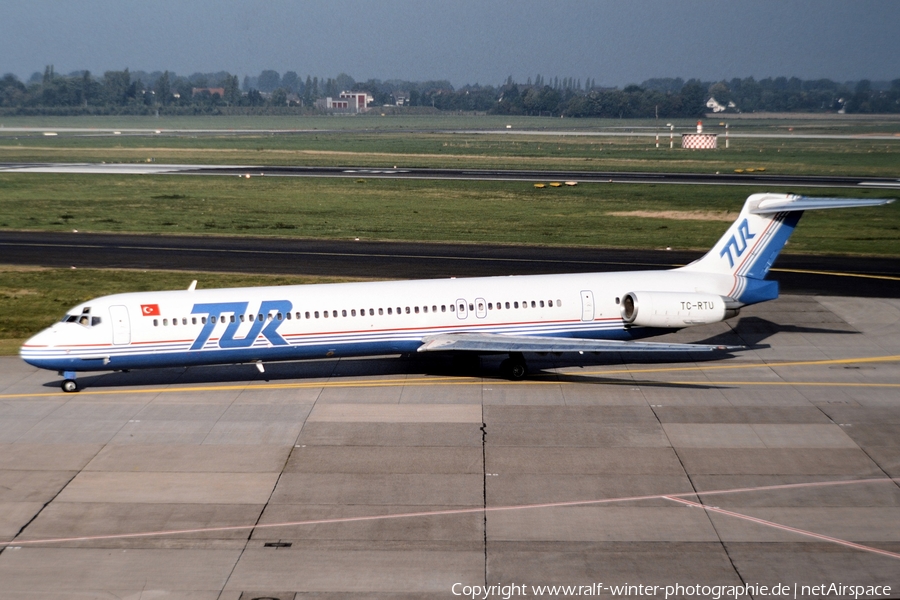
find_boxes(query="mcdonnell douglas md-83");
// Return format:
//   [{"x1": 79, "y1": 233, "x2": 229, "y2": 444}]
[{"x1": 21, "y1": 193, "x2": 893, "y2": 392}]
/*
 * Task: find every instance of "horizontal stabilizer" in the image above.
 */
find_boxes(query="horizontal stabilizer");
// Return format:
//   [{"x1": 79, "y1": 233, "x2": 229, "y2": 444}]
[
  {"x1": 752, "y1": 196, "x2": 894, "y2": 214},
  {"x1": 678, "y1": 193, "x2": 895, "y2": 291},
  {"x1": 417, "y1": 332, "x2": 741, "y2": 354}
]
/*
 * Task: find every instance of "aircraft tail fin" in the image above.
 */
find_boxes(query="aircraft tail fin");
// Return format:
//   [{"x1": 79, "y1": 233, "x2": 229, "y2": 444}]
[{"x1": 677, "y1": 193, "x2": 893, "y2": 303}]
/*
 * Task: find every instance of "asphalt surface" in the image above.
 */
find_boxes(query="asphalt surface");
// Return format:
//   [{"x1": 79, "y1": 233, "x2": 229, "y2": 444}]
[
  {"x1": 2, "y1": 230, "x2": 899, "y2": 298},
  {"x1": 190, "y1": 164, "x2": 900, "y2": 190},
  {"x1": 2, "y1": 294, "x2": 900, "y2": 596},
  {"x1": 3, "y1": 162, "x2": 900, "y2": 189}
]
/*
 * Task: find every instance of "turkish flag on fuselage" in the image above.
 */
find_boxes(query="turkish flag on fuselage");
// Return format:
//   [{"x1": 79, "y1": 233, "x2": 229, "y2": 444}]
[{"x1": 140, "y1": 304, "x2": 160, "y2": 316}]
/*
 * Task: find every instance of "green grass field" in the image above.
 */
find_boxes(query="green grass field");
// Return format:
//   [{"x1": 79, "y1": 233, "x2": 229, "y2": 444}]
[{"x1": 1, "y1": 174, "x2": 898, "y2": 253}]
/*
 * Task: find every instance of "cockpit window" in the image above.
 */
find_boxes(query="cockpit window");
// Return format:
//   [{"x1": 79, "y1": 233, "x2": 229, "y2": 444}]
[{"x1": 62, "y1": 308, "x2": 101, "y2": 328}]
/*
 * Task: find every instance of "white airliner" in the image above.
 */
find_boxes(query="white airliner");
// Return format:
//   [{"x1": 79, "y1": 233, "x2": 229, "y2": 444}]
[{"x1": 21, "y1": 193, "x2": 892, "y2": 392}]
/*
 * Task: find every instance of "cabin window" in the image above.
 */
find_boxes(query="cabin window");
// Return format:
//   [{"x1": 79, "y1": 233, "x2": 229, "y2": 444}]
[
  {"x1": 172, "y1": 318, "x2": 177, "y2": 327},
  {"x1": 201, "y1": 317, "x2": 207, "y2": 324},
  {"x1": 351, "y1": 309, "x2": 356, "y2": 317},
  {"x1": 414, "y1": 306, "x2": 419, "y2": 314},
  {"x1": 239, "y1": 314, "x2": 245, "y2": 322},
  {"x1": 405, "y1": 306, "x2": 410, "y2": 314},
  {"x1": 488, "y1": 303, "x2": 493, "y2": 310},
  {"x1": 449, "y1": 304, "x2": 455, "y2": 312},
  {"x1": 153, "y1": 319, "x2": 158, "y2": 327},
  {"x1": 396, "y1": 307, "x2": 401, "y2": 314},
  {"x1": 531, "y1": 301, "x2": 536, "y2": 308},
  {"x1": 163, "y1": 319, "x2": 169, "y2": 326},
  {"x1": 341, "y1": 310, "x2": 347, "y2": 317},
  {"x1": 378, "y1": 308, "x2": 384, "y2": 315},
  {"x1": 248, "y1": 314, "x2": 254, "y2": 322},
  {"x1": 513, "y1": 302, "x2": 518, "y2": 309},
  {"x1": 423, "y1": 306, "x2": 428, "y2": 313},
  {"x1": 276, "y1": 313, "x2": 282, "y2": 320},
  {"x1": 192, "y1": 317, "x2": 197, "y2": 325},
  {"x1": 478, "y1": 302, "x2": 484, "y2": 311},
  {"x1": 210, "y1": 316, "x2": 216, "y2": 324},
  {"x1": 505, "y1": 302, "x2": 510, "y2": 309},
  {"x1": 323, "y1": 311, "x2": 329, "y2": 318},
  {"x1": 314, "y1": 311, "x2": 320, "y2": 318},
  {"x1": 468, "y1": 303, "x2": 473, "y2": 311},
  {"x1": 305, "y1": 311, "x2": 311, "y2": 319},
  {"x1": 387, "y1": 307, "x2": 392, "y2": 315},
  {"x1": 540, "y1": 300, "x2": 545, "y2": 308},
  {"x1": 557, "y1": 299, "x2": 562, "y2": 306},
  {"x1": 229, "y1": 315, "x2": 235, "y2": 323}
]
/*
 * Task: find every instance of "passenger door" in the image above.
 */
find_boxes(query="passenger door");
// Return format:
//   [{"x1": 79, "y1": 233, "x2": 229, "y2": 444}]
[{"x1": 110, "y1": 305, "x2": 131, "y2": 345}]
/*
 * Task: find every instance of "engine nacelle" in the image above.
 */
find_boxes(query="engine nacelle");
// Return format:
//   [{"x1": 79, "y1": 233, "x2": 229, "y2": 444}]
[{"x1": 620, "y1": 291, "x2": 738, "y2": 328}]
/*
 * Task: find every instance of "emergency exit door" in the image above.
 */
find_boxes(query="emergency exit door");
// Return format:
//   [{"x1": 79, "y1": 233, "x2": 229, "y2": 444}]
[{"x1": 580, "y1": 290, "x2": 595, "y2": 322}]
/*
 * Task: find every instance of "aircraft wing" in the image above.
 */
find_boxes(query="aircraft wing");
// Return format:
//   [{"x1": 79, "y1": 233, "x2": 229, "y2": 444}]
[{"x1": 416, "y1": 333, "x2": 742, "y2": 354}]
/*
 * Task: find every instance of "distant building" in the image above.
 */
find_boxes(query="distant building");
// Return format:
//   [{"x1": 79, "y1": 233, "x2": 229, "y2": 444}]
[
  {"x1": 315, "y1": 91, "x2": 370, "y2": 113},
  {"x1": 392, "y1": 91, "x2": 410, "y2": 106},
  {"x1": 706, "y1": 96, "x2": 737, "y2": 113}
]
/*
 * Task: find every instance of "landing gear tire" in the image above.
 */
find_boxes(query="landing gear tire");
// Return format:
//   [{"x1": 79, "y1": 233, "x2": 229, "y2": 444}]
[
  {"x1": 61, "y1": 379, "x2": 78, "y2": 393},
  {"x1": 500, "y1": 356, "x2": 528, "y2": 381}
]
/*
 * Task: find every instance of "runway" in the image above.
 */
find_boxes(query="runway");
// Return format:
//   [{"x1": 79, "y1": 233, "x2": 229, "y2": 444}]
[
  {"x1": 1, "y1": 294, "x2": 899, "y2": 597},
  {"x1": 3, "y1": 161, "x2": 900, "y2": 189},
  {"x1": 3, "y1": 230, "x2": 899, "y2": 298}
]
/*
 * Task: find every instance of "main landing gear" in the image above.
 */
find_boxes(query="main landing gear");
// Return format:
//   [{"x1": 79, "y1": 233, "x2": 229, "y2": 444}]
[
  {"x1": 60, "y1": 371, "x2": 78, "y2": 393},
  {"x1": 499, "y1": 353, "x2": 528, "y2": 381}
]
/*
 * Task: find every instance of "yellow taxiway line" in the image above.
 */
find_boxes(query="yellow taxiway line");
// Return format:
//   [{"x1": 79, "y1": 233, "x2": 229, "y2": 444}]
[{"x1": 2, "y1": 354, "x2": 898, "y2": 399}]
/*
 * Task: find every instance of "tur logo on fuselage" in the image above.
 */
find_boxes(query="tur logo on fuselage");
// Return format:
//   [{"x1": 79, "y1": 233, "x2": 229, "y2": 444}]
[
  {"x1": 189, "y1": 300, "x2": 292, "y2": 350},
  {"x1": 719, "y1": 218, "x2": 756, "y2": 268}
]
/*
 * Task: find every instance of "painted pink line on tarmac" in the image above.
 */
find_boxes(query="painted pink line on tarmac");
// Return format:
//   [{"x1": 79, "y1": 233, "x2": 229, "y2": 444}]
[
  {"x1": 664, "y1": 496, "x2": 900, "y2": 561},
  {"x1": 3, "y1": 477, "x2": 898, "y2": 548}
]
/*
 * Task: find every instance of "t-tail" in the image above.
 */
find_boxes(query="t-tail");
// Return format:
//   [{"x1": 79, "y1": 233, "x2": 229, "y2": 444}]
[{"x1": 677, "y1": 193, "x2": 894, "y2": 305}]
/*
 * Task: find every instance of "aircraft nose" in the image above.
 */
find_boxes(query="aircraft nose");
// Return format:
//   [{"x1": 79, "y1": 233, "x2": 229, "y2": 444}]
[{"x1": 21, "y1": 327, "x2": 58, "y2": 352}]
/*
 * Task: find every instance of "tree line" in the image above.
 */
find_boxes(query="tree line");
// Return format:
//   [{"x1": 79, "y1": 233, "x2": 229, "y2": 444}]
[{"x1": 1, "y1": 67, "x2": 898, "y2": 117}]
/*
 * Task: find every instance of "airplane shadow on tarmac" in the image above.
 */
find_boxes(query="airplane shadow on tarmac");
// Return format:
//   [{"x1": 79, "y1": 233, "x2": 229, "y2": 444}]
[{"x1": 696, "y1": 316, "x2": 859, "y2": 347}]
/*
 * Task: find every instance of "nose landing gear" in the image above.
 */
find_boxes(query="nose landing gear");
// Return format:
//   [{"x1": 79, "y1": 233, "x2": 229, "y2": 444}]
[{"x1": 59, "y1": 371, "x2": 78, "y2": 393}]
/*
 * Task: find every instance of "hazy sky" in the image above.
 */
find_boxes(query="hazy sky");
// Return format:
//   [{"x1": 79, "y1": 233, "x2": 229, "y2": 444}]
[{"x1": 2, "y1": 0, "x2": 897, "y2": 87}]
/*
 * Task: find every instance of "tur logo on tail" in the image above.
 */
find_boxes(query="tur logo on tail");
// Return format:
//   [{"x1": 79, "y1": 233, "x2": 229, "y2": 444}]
[{"x1": 719, "y1": 218, "x2": 756, "y2": 268}]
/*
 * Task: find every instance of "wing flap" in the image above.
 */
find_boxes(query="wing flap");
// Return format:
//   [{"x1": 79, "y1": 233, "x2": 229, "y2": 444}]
[{"x1": 417, "y1": 333, "x2": 741, "y2": 354}]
